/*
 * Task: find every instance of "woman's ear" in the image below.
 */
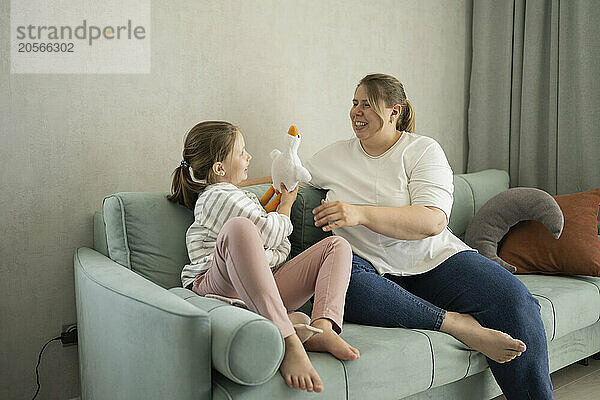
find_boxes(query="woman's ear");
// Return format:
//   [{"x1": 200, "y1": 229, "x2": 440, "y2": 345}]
[{"x1": 389, "y1": 105, "x2": 402, "y2": 124}]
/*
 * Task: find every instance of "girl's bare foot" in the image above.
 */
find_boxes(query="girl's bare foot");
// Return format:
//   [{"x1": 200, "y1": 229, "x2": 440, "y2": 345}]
[
  {"x1": 304, "y1": 319, "x2": 360, "y2": 361},
  {"x1": 441, "y1": 312, "x2": 526, "y2": 363},
  {"x1": 280, "y1": 334, "x2": 324, "y2": 392}
]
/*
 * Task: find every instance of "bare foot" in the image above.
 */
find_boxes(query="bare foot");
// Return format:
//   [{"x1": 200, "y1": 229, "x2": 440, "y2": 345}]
[
  {"x1": 441, "y1": 312, "x2": 526, "y2": 363},
  {"x1": 280, "y1": 334, "x2": 324, "y2": 392},
  {"x1": 304, "y1": 319, "x2": 360, "y2": 361}
]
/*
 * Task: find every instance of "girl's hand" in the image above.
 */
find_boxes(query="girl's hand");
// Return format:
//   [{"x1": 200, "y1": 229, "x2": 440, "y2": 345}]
[
  {"x1": 279, "y1": 183, "x2": 298, "y2": 207},
  {"x1": 312, "y1": 200, "x2": 362, "y2": 231}
]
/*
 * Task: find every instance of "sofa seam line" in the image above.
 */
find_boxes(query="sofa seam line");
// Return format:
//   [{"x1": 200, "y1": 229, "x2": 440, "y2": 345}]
[
  {"x1": 75, "y1": 248, "x2": 209, "y2": 319},
  {"x1": 413, "y1": 329, "x2": 435, "y2": 390},
  {"x1": 457, "y1": 175, "x2": 476, "y2": 217},
  {"x1": 466, "y1": 177, "x2": 476, "y2": 216},
  {"x1": 463, "y1": 350, "x2": 472, "y2": 379},
  {"x1": 531, "y1": 293, "x2": 556, "y2": 341},
  {"x1": 117, "y1": 195, "x2": 132, "y2": 270},
  {"x1": 340, "y1": 358, "x2": 349, "y2": 400},
  {"x1": 110, "y1": 194, "x2": 133, "y2": 270},
  {"x1": 101, "y1": 197, "x2": 114, "y2": 261},
  {"x1": 213, "y1": 381, "x2": 232, "y2": 400}
]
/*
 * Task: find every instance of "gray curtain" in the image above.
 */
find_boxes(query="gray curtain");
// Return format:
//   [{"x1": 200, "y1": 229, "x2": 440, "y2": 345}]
[{"x1": 468, "y1": 0, "x2": 600, "y2": 196}]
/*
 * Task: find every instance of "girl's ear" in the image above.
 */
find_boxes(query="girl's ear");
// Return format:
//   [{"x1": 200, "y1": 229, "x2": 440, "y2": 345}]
[{"x1": 212, "y1": 162, "x2": 226, "y2": 177}]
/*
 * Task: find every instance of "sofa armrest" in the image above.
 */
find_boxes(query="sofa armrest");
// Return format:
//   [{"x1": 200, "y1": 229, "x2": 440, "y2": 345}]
[
  {"x1": 74, "y1": 247, "x2": 211, "y2": 400},
  {"x1": 170, "y1": 288, "x2": 285, "y2": 386}
]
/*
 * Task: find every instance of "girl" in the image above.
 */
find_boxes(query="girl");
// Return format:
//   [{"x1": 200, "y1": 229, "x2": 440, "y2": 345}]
[
  {"x1": 167, "y1": 121, "x2": 359, "y2": 393},
  {"x1": 305, "y1": 74, "x2": 552, "y2": 399}
]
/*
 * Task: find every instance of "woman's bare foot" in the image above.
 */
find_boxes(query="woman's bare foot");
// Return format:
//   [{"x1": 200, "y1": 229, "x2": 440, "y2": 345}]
[
  {"x1": 280, "y1": 334, "x2": 324, "y2": 392},
  {"x1": 441, "y1": 312, "x2": 526, "y2": 363},
  {"x1": 304, "y1": 319, "x2": 360, "y2": 361}
]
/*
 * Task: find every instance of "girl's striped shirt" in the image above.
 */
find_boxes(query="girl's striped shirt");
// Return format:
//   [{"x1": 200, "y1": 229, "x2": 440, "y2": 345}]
[{"x1": 181, "y1": 182, "x2": 293, "y2": 288}]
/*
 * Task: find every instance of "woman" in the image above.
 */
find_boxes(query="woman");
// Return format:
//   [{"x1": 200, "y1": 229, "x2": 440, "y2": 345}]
[{"x1": 304, "y1": 73, "x2": 552, "y2": 399}]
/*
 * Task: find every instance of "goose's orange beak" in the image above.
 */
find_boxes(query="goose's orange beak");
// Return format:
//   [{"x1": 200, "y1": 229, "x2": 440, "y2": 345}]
[{"x1": 288, "y1": 125, "x2": 299, "y2": 136}]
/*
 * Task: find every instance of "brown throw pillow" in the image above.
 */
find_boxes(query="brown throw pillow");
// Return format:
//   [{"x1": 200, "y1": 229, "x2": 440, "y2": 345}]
[{"x1": 498, "y1": 189, "x2": 600, "y2": 276}]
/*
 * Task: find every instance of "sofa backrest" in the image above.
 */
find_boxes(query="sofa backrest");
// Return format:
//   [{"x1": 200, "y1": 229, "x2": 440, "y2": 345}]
[
  {"x1": 96, "y1": 169, "x2": 509, "y2": 289},
  {"x1": 101, "y1": 193, "x2": 194, "y2": 288}
]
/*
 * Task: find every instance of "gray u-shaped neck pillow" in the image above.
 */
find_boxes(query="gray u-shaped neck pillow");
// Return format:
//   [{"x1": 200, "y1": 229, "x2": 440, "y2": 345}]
[{"x1": 464, "y1": 187, "x2": 564, "y2": 273}]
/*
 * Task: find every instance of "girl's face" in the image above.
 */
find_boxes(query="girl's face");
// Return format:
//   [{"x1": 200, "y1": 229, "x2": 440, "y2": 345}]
[{"x1": 222, "y1": 131, "x2": 252, "y2": 185}]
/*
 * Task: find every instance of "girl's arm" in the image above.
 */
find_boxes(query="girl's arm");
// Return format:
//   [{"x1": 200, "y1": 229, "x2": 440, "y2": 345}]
[
  {"x1": 204, "y1": 189, "x2": 293, "y2": 249},
  {"x1": 265, "y1": 239, "x2": 291, "y2": 267}
]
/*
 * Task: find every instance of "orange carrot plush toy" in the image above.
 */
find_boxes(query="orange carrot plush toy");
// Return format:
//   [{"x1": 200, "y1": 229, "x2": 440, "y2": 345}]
[{"x1": 260, "y1": 125, "x2": 312, "y2": 212}]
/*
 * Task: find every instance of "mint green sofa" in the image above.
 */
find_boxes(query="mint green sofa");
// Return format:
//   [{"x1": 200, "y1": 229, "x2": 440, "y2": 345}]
[{"x1": 74, "y1": 169, "x2": 600, "y2": 399}]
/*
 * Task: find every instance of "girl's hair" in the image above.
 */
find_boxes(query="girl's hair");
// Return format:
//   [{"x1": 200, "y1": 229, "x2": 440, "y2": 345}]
[
  {"x1": 167, "y1": 121, "x2": 239, "y2": 210},
  {"x1": 357, "y1": 73, "x2": 415, "y2": 133}
]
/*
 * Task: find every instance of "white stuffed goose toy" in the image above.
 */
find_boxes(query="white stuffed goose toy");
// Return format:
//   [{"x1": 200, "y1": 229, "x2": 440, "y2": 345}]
[{"x1": 260, "y1": 125, "x2": 312, "y2": 212}]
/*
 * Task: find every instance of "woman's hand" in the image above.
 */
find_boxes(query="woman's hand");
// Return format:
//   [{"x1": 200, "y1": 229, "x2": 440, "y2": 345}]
[
  {"x1": 279, "y1": 183, "x2": 298, "y2": 208},
  {"x1": 312, "y1": 200, "x2": 362, "y2": 231}
]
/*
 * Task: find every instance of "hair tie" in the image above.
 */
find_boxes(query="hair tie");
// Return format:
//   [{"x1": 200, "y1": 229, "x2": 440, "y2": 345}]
[{"x1": 180, "y1": 159, "x2": 189, "y2": 168}]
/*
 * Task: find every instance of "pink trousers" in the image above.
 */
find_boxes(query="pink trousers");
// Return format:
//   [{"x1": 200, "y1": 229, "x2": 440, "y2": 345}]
[{"x1": 192, "y1": 217, "x2": 352, "y2": 338}]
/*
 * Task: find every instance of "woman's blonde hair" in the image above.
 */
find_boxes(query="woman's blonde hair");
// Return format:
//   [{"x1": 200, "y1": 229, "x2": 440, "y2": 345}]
[
  {"x1": 167, "y1": 121, "x2": 239, "y2": 210},
  {"x1": 357, "y1": 73, "x2": 415, "y2": 133}
]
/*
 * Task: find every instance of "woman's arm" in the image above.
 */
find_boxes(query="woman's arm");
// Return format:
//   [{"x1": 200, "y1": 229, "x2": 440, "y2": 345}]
[
  {"x1": 238, "y1": 176, "x2": 272, "y2": 187},
  {"x1": 312, "y1": 200, "x2": 447, "y2": 240},
  {"x1": 313, "y1": 139, "x2": 453, "y2": 240}
]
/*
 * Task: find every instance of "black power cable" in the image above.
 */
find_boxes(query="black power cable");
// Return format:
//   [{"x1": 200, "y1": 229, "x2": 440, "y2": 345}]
[{"x1": 31, "y1": 336, "x2": 61, "y2": 400}]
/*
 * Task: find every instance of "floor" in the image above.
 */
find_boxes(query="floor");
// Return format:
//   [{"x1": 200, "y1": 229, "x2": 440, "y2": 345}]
[{"x1": 492, "y1": 356, "x2": 600, "y2": 400}]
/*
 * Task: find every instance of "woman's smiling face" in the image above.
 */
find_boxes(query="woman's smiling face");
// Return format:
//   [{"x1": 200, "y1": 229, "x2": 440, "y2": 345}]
[{"x1": 350, "y1": 84, "x2": 384, "y2": 140}]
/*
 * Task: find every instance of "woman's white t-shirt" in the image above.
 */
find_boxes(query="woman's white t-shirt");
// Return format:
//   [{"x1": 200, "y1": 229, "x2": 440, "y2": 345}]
[{"x1": 305, "y1": 132, "x2": 472, "y2": 276}]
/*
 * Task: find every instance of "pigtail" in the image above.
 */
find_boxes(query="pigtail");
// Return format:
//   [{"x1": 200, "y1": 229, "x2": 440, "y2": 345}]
[
  {"x1": 398, "y1": 99, "x2": 415, "y2": 133},
  {"x1": 167, "y1": 164, "x2": 206, "y2": 210}
]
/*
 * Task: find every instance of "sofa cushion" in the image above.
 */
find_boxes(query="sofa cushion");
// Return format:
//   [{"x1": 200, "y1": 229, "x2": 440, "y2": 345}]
[
  {"x1": 517, "y1": 275, "x2": 600, "y2": 341},
  {"x1": 213, "y1": 352, "x2": 347, "y2": 400},
  {"x1": 339, "y1": 324, "x2": 435, "y2": 399},
  {"x1": 170, "y1": 288, "x2": 285, "y2": 386},
  {"x1": 458, "y1": 169, "x2": 510, "y2": 212},
  {"x1": 332, "y1": 274, "x2": 600, "y2": 396},
  {"x1": 409, "y1": 329, "x2": 472, "y2": 389},
  {"x1": 399, "y1": 274, "x2": 600, "y2": 387},
  {"x1": 569, "y1": 274, "x2": 600, "y2": 293},
  {"x1": 458, "y1": 275, "x2": 600, "y2": 380},
  {"x1": 102, "y1": 192, "x2": 194, "y2": 288}
]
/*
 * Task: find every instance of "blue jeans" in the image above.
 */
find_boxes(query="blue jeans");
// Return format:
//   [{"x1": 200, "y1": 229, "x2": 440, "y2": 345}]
[{"x1": 345, "y1": 250, "x2": 552, "y2": 400}]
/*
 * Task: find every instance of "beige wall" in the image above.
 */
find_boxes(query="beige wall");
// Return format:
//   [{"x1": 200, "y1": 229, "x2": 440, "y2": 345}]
[{"x1": 0, "y1": 1, "x2": 472, "y2": 398}]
